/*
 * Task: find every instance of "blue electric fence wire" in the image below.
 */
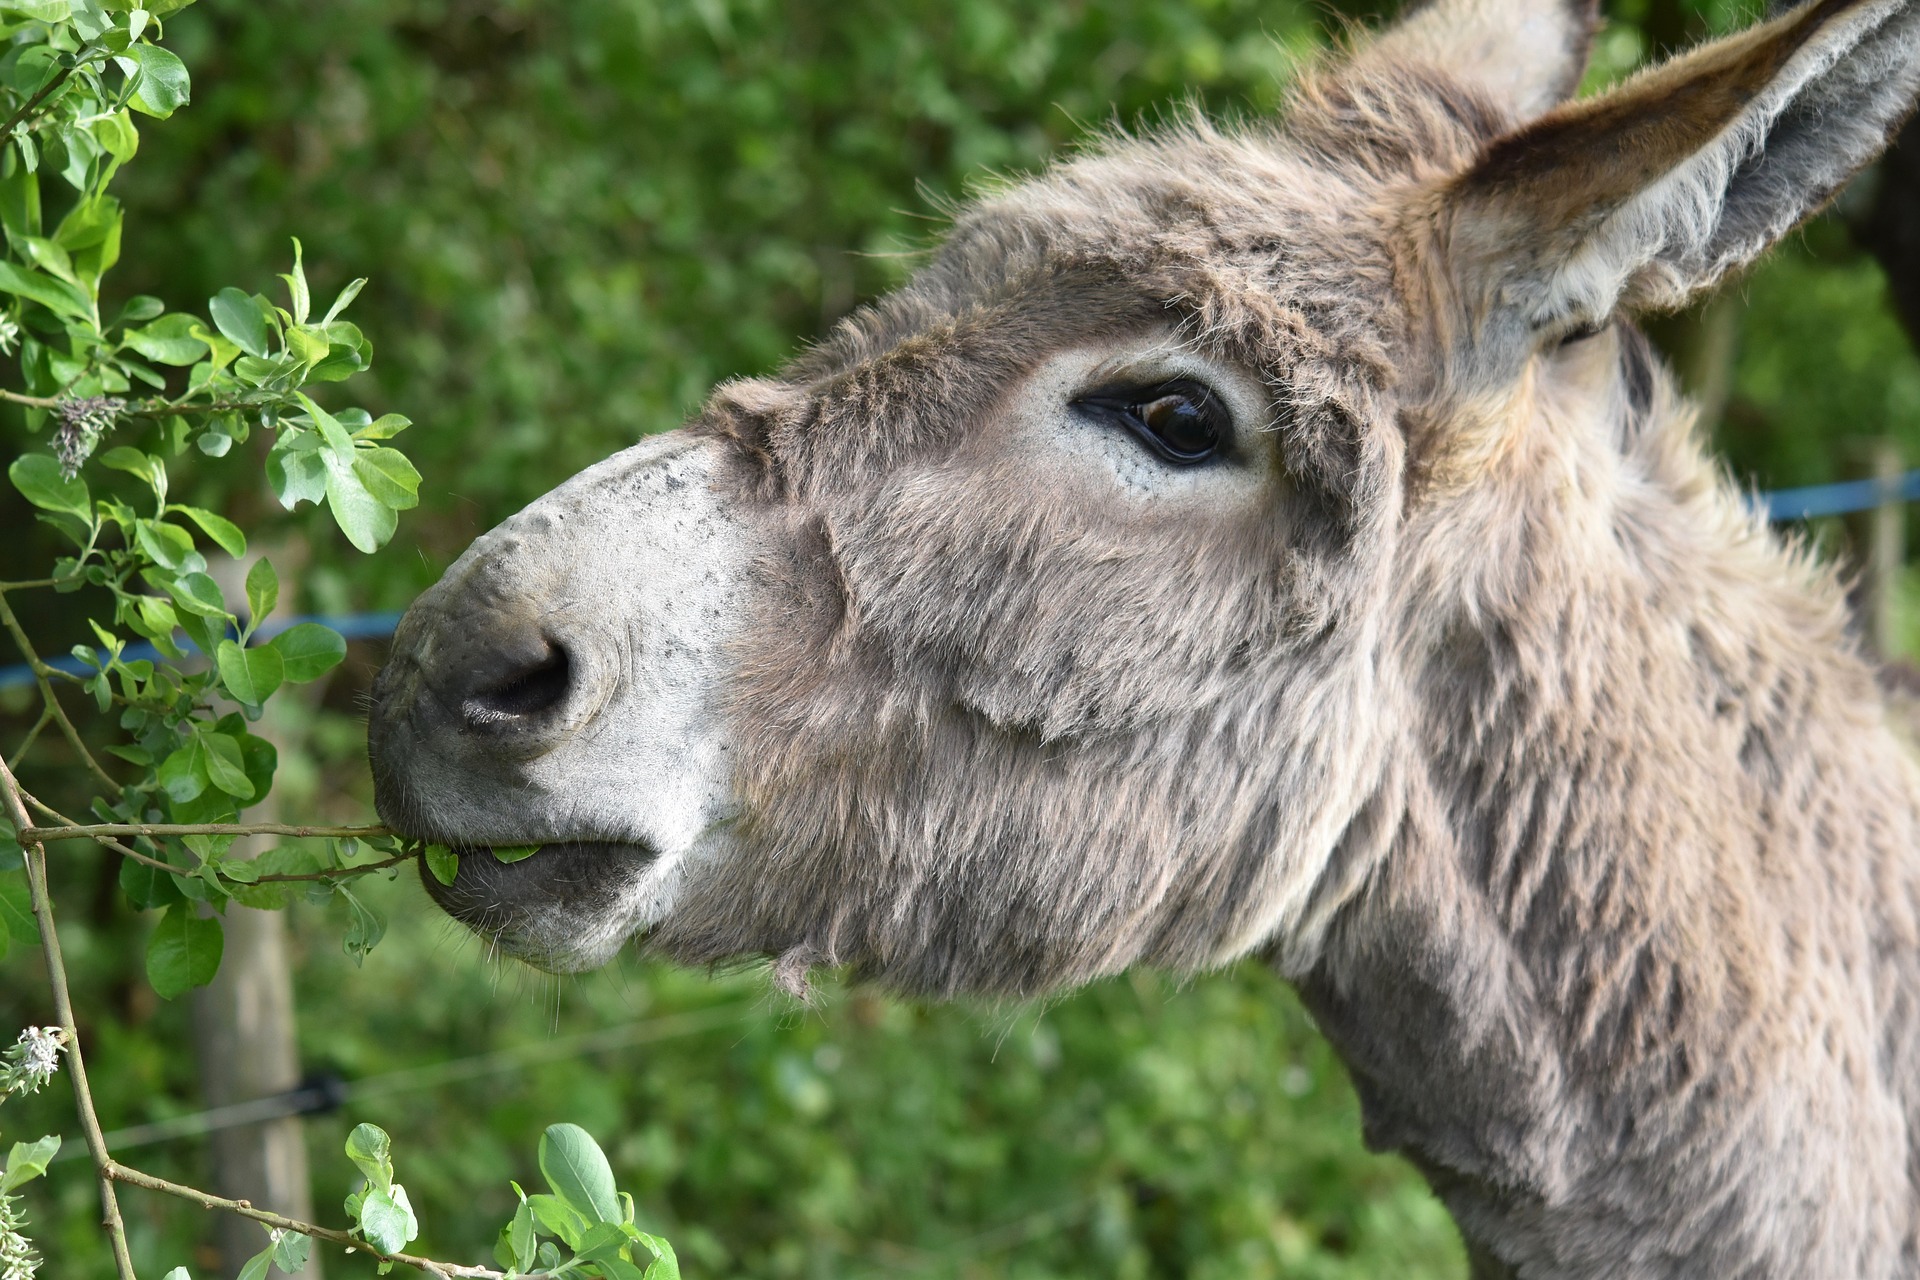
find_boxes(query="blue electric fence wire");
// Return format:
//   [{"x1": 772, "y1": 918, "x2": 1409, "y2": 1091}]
[
  {"x1": 0, "y1": 610, "x2": 402, "y2": 692},
  {"x1": 4, "y1": 469, "x2": 1920, "y2": 694}
]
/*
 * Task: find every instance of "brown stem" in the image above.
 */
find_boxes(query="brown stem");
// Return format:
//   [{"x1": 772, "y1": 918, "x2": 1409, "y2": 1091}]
[
  {"x1": 0, "y1": 589, "x2": 118, "y2": 793},
  {"x1": 19, "y1": 790, "x2": 179, "y2": 878},
  {"x1": 0, "y1": 61, "x2": 78, "y2": 145},
  {"x1": 7, "y1": 706, "x2": 52, "y2": 770},
  {"x1": 0, "y1": 756, "x2": 137, "y2": 1280},
  {"x1": 0, "y1": 386, "x2": 267, "y2": 417},
  {"x1": 23, "y1": 821, "x2": 393, "y2": 842},
  {"x1": 19, "y1": 816, "x2": 413, "y2": 883},
  {"x1": 103, "y1": 1161, "x2": 549, "y2": 1280}
]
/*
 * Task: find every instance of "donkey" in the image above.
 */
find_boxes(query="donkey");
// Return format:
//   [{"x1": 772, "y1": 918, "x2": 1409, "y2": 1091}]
[{"x1": 369, "y1": 0, "x2": 1920, "y2": 1273}]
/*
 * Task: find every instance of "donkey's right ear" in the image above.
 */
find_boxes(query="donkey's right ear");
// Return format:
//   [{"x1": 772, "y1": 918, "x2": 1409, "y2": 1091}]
[{"x1": 1442, "y1": 0, "x2": 1920, "y2": 364}]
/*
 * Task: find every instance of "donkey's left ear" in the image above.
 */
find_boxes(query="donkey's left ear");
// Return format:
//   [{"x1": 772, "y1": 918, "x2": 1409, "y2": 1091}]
[
  {"x1": 1445, "y1": 0, "x2": 1920, "y2": 353},
  {"x1": 1359, "y1": 0, "x2": 1603, "y2": 122}
]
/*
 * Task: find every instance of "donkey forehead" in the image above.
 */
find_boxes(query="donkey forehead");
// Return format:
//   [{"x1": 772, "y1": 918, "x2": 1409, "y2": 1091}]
[{"x1": 701, "y1": 131, "x2": 1414, "y2": 483}]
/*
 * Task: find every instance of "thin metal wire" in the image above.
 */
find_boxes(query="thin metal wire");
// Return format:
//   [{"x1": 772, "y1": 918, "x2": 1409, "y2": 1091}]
[{"x1": 52, "y1": 1002, "x2": 752, "y2": 1162}]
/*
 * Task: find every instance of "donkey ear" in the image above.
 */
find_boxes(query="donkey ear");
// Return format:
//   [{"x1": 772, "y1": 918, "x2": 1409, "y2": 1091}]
[
  {"x1": 1446, "y1": 0, "x2": 1920, "y2": 349},
  {"x1": 1360, "y1": 0, "x2": 1602, "y2": 122}
]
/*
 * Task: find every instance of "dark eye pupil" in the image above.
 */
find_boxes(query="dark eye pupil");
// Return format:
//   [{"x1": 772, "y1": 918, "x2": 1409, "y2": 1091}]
[{"x1": 1138, "y1": 394, "x2": 1215, "y2": 454}]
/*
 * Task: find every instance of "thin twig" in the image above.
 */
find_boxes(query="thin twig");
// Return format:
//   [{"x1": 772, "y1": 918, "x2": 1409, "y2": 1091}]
[
  {"x1": 18, "y1": 814, "x2": 414, "y2": 883},
  {"x1": 22, "y1": 821, "x2": 393, "y2": 842},
  {"x1": 0, "y1": 386, "x2": 267, "y2": 417},
  {"x1": 103, "y1": 1161, "x2": 552, "y2": 1280},
  {"x1": 0, "y1": 61, "x2": 78, "y2": 144},
  {"x1": 0, "y1": 755, "x2": 138, "y2": 1280},
  {"x1": 0, "y1": 589, "x2": 118, "y2": 793},
  {"x1": 7, "y1": 706, "x2": 52, "y2": 770},
  {"x1": 18, "y1": 790, "x2": 163, "y2": 872},
  {"x1": 0, "y1": 577, "x2": 59, "y2": 591}
]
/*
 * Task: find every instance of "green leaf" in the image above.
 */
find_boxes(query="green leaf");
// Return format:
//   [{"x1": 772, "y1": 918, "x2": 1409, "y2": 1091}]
[
  {"x1": 100, "y1": 445, "x2": 166, "y2": 497},
  {"x1": 119, "y1": 849, "x2": 184, "y2": 910},
  {"x1": 245, "y1": 556, "x2": 278, "y2": 626},
  {"x1": 266, "y1": 434, "x2": 327, "y2": 509},
  {"x1": 344, "y1": 1123, "x2": 394, "y2": 1193},
  {"x1": 286, "y1": 324, "x2": 328, "y2": 367},
  {"x1": 352, "y1": 413, "x2": 411, "y2": 441},
  {"x1": 355, "y1": 1184, "x2": 417, "y2": 1254},
  {"x1": 209, "y1": 285, "x2": 269, "y2": 357},
  {"x1": 162, "y1": 569, "x2": 227, "y2": 618},
  {"x1": 9, "y1": 454, "x2": 90, "y2": 518},
  {"x1": 146, "y1": 902, "x2": 223, "y2": 999},
  {"x1": 124, "y1": 312, "x2": 206, "y2": 365},
  {"x1": 297, "y1": 391, "x2": 354, "y2": 456},
  {"x1": 353, "y1": 447, "x2": 421, "y2": 510},
  {"x1": 93, "y1": 108, "x2": 139, "y2": 162},
  {"x1": 280, "y1": 236, "x2": 309, "y2": 325},
  {"x1": 321, "y1": 276, "x2": 365, "y2": 324},
  {"x1": 118, "y1": 43, "x2": 190, "y2": 117},
  {"x1": 340, "y1": 885, "x2": 385, "y2": 964},
  {"x1": 134, "y1": 519, "x2": 196, "y2": 570},
  {"x1": 0, "y1": 869, "x2": 35, "y2": 950},
  {"x1": 423, "y1": 845, "x2": 460, "y2": 887},
  {"x1": 157, "y1": 737, "x2": 208, "y2": 803},
  {"x1": 271, "y1": 1228, "x2": 311, "y2": 1273},
  {"x1": 525, "y1": 1194, "x2": 589, "y2": 1250},
  {"x1": 641, "y1": 1240, "x2": 682, "y2": 1280},
  {"x1": 0, "y1": 259, "x2": 89, "y2": 319},
  {"x1": 269, "y1": 622, "x2": 345, "y2": 683},
  {"x1": 171, "y1": 504, "x2": 246, "y2": 557},
  {"x1": 492, "y1": 844, "x2": 540, "y2": 864},
  {"x1": 0, "y1": 1135, "x2": 60, "y2": 1194},
  {"x1": 507, "y1": 1194, "x2": 537, "y2": 1271},
  {"x1": 571, "y1": 1222, "x2": 631, "y2": 1263},
  {"x1": 234, "y1": 1246, "x2": 273, "y2": 1280},
  {"x1": 200, "y1": 728, "x2": 255, "y2": 800},
  {"x1": 0, "y1": 165, "x2": 42, "y2": 243},
  {"x1": 540, "y1": 1123, "x2": 621, "y2": 1226},
  {"x1": 216, "y1": 639, "x2": 283, "y2": 707},
  {"x1": 8, "y1": 42, "x2": 63, "y2": 95},
  {"x1": 323, "y1": 459, "x2": 397, "y2": 552},
  {"x1": 160, "y1": 1269, "x2": 191, "y2": 1280}
]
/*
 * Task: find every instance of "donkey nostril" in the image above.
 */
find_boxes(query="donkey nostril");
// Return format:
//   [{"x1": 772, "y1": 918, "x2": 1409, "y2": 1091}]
[{"x1": 462, "y1": 644, "x2": 572, "y2": 727}]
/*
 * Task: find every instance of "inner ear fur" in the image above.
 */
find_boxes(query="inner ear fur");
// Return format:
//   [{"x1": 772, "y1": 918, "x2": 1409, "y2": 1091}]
[{"x1": 1445, "y1": 0, "x2": 1920, "y2": 343}]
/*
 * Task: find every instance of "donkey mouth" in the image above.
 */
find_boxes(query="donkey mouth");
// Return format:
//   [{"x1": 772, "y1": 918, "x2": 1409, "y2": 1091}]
[{"x1": 421, "y1": 840, "x2": 665, "y2": 972}]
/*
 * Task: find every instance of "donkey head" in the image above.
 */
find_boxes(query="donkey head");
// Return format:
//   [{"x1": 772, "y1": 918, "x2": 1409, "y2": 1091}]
[{"x1": 369, "y1": 0, "x2": 1920, "y2": 996}]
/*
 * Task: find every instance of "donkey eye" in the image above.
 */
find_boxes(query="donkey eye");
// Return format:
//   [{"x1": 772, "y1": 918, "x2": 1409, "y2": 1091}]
[{"x1": 1073, "y1": 379, "x2": 1229, "y2": 465}]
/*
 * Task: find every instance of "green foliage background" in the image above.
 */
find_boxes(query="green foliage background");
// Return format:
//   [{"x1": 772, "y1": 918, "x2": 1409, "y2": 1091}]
[{"x1": 2, "y1": 0, "x2": 1917, "y2": 1276}]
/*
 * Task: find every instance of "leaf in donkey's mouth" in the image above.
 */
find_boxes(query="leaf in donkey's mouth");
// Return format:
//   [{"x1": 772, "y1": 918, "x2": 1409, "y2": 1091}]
[
  {"x1": 491, "y1": 844, "x2": 541, "y2": 864},
  {"x1": 422, "y1": 844, "x2": 460, "y2": 885}
]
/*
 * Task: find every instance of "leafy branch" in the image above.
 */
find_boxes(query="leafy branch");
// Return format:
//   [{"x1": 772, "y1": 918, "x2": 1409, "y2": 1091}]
[{"x1": 0, "y1": 3, "x2": 684, "y2": 1276}]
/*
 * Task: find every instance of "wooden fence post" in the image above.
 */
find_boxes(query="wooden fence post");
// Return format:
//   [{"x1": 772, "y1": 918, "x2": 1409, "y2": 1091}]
[{"x1": 1850, "y1": 438, "x2": 1906, "y2": 660}]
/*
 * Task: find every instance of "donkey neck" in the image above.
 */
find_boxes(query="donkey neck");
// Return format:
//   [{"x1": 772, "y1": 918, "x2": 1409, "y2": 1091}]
[{"x1": 1296, "y1": 389, "x2": 1920, "y2": 1277}]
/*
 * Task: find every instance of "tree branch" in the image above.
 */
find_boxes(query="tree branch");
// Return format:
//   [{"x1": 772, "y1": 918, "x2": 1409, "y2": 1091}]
[
  {"x1": 22, "y1": 821, "x2": 393, "y2": 842},
  {"x1": 0, "y1": 386, "x2": 275, "y2": 418},
  {"x1": 0, "y1": 588, "x2": 119, "y2": 793},
  {"x1": 0, "y1": 61, "x2": 78, "y2": 145},
  {"x1": 103, "y1": 1161, "x2": 554, "y2": 1280},
  {"x1": 0, "y1": 755, "x2": 138, "y2": 1280}
]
